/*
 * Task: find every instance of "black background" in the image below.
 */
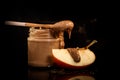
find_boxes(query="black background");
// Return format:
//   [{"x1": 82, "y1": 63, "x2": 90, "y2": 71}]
[{"x1": 1, "y1": 1, "x2": 119, "y2": 79}]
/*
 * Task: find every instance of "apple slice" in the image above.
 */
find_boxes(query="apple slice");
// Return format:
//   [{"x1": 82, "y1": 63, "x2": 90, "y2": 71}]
[
  {"x1": 51, "y1": 40, "x2": 97, "y2": 69},
  {"x1": 52, "y1": 48, "x2": 96, "y2": 69}
]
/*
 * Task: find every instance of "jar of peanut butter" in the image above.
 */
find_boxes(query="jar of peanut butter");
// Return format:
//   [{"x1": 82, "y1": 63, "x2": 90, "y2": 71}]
[{"x1": 28, "y1": 28, "x2": 60, "y2": 67}]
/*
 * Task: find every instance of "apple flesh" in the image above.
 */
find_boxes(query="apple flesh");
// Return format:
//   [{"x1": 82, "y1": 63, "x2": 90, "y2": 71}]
[{"x1": 52, "y1": 48, "x2": 96, "y2": 69}]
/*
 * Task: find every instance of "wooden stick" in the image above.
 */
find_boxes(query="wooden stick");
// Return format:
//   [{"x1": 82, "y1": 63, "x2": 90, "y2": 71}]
[
  {"x1": 85, "y1": 40, "x2": 98, "y2": 49},
  {"x1": 5, "y1": 21, "x2": 53, "y2": 28}
]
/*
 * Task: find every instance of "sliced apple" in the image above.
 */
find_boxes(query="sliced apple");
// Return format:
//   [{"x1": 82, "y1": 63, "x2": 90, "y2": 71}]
[{"x1": 52, "y1": 48, "x2": 96, "y2": 69}]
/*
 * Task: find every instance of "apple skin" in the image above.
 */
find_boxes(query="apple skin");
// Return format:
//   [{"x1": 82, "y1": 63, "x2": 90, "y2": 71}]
[{"x1": 51, "y1": 48, "x2": 96, "y2": 69}]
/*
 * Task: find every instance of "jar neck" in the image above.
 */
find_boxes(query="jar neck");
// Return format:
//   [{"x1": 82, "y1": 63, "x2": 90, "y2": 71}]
[{"x1": 29, "y1": 28, "x2": 54, "y2": 39}]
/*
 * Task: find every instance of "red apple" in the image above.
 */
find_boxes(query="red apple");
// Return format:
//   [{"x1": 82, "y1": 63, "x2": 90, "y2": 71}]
[{"x1": 51, "y1": 48, "x2": 96, "y2": 69}]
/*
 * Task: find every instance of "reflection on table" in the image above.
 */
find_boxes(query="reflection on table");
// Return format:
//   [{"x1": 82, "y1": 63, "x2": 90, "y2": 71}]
[{"x1": 28, "y1": 65, "x2": 97, "y2": 80}]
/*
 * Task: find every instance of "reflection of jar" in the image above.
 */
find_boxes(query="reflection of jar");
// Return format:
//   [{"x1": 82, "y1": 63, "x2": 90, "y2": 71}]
[{"x1": 28, "y1": 28, "x2": 60, "y2": 67}]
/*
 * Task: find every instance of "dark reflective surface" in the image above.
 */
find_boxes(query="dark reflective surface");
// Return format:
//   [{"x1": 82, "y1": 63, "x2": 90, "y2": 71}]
[{"x1": 28, "y1": 64, "x2": 97, "y2": 80}]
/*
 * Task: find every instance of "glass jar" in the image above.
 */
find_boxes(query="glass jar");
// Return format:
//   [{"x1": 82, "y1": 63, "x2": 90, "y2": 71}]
[{"x1": 28, "y1": 28, "x2": 60, "y2": 67}]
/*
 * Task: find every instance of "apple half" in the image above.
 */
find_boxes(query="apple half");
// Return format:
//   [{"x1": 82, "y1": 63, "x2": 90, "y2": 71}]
[{"x1": 52, "y1": 48, "x2": 96, "y2": 69}]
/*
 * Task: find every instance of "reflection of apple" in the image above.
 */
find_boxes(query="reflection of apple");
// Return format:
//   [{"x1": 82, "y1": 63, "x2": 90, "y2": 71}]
[
  {"x1": 55, "y1": 74, "x2": 95, "y2": 80},
  {"x1": 60, "y1": 75, "x2": 95, "y2": 80},
  {"x1": 56, "y1": 75, "x2": 95, "y2": 80},
  {"x1": 68, "y1": 75, "x2": 95, "y2": 80},
  {"x1": 52, "y1": 48, "x2": 96, "y2": 69}
]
